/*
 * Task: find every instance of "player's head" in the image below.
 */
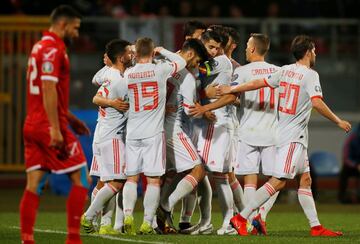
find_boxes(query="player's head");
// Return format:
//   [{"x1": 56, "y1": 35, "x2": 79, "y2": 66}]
[
  {"x1": 184, "y1": 21, "x2": 207, "y2": 40},
  {"x1": 207, "y1": 25, "x2": 229, "y2": 51},
  {"x1": 103, "y1": 53, "x2": 112, "y2": 67},
  {"x1": 200, "y1": 30, "x2": 222, "y2": 58},
  {"x1": 224, "y1": 26, "x2": 241, "y2": 55},
  {"x1": 291, "y1": 35, "x2": 316, "y2": 67},
  {"x1": 135, "y1": 37, "x2": 155, "y2": 59},
  {"x1": 105, "y1": 39, "x2": 133, "y2": 68},
  {"x1": 246, "y1": 33, "x2": 270, "y2": 62},
  {"x1": 50, "y1": 5, "x2": 82, "y2": 43},
  {"x1": 180, "y1": 38, "x2": 210, "y2": 68}
]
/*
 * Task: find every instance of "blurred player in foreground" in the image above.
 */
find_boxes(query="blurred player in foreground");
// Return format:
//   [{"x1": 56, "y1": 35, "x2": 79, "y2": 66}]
[{"x1": 21, "y1": 5, "x2": 90, "y2": 244}]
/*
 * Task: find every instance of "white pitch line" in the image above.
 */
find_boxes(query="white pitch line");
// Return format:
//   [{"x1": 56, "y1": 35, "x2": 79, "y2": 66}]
[{"x1": 10, "y1": 226, "x2": 172, "y2": 244}]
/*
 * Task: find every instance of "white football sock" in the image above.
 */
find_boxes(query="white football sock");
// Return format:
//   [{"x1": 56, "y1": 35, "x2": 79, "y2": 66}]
[
  {"x1": 244, "y1": 184, "x2": 257, "y2": 221},
  {"x1": 113, "y1": 191, "x2": 124, "y2": 231},
  {"x1": 197, "y1": 175, "x2": 212, "y2": 226},
  {"x1": 85, "y1": 183, "x2": 117, "y2": 220},
  {"x1": 214, "y1": 175, "x2": 234, "y2": 228},
  {"x1": 160, "y1": 174, "x2": 182, "y2": 211},
  {"x1": 180, "y1": 191, "x2": 197, "y2": 223},
  {"x1": 168, "y1": 174, "x2": 198, "y2": 211},
  {"x1": 259, "y1": 191, "x2": 279, "y2": 221},
  {"x1": 100, "y1": 194, "x2": 115, "y2": 226},
  {"x1": 241, "y1": 182, "x2": 276, "y2": 219},
  {"x1": 123, "y1": 181, "x2": 138, "y2": 217},
  {"x1": 298, "y1": 188, "x2": 320, "y2": 227},
  {"x1": 143, "y1": 183, "x2": 161, "y2": 225},
  {"x1": 230, "y1": 179, "x2": 245, "y2": 212}
]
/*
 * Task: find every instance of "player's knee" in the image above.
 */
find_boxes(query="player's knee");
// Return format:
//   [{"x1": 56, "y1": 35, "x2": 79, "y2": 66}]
[{"x1": 192, "y1": 164, "x2": 205, "y2": 181}]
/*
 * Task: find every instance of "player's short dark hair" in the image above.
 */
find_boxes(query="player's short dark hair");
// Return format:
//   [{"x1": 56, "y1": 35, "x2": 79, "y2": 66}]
[
  {"x1": 181, "y1": 38, "x2": 210, "y2": 64},
  {"x1": 201, "y1": 30, "x2": 222, "y2": 45},
  {"x1": 50, "y1": 5, "x2": 82, "y2": 24},
  {"x1": 135, "y1": 37, "x2": 154, "y2": 57},
  {"x1": 250, "y1": 33, "x2": 270, "y2": 56},
  {"x1": 105, "y1": 39, "x2": 132, "y2": 64},
  {"x1": 225, "y1": 26, "x2": 241, "y2": 46},
  {"x1": 184, "y1": 20, "x2": 207, "y2": 38},
  {"x1": 291, "y1": 35, "x2": 315, "y2": 61},
  {"x1": 207, "y1": 25, "x2": 229, "y2": 49}
]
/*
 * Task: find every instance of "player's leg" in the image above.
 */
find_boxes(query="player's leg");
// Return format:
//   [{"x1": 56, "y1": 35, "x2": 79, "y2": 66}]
[
  {"x1": 179, "y1": 190, "x2": 197, "y2": 231},
  {"x1": 166, "y1": 132, "x2": 205, "y2": 212},
  {"x1": 113, "y1": 190, "x2": 124, "y2": 233},
  {"x1": 228, "y1": 131, "x2": 244, "y2": 213},
  {"x1": 20, "y1": 169, "x2": 46, "y2": 244},
  {"x1": 297, "y1": 153, "x2": 342, "y2": 236},
  {"x1": 254, "y1": 146, "x2": 280, "y2": 235},
  {"x1": 228, "y1": 171, "x2": 244, "y2": 213},
  {"x1": 83, "y1": 138, "x2": 125, "y2": 234},
  {"x1": 140, "y1": 132, "x2": 166, "y2": 234},
  {"x1": 67, "y1": 167, "x2": 89, "y2": 243},
  {"x1": 122, "y1": 175, "x2": 139, "y2": 235}
]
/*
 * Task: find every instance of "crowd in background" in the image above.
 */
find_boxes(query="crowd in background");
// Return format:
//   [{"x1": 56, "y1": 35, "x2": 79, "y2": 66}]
[{"x1": 2, "y1": 0, "x2": 360, "y2": 18}]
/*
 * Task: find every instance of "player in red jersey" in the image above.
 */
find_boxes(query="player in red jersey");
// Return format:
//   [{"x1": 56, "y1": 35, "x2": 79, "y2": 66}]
[{"x1": 20, "y1": 5, "x2": 90, "y2": 244}]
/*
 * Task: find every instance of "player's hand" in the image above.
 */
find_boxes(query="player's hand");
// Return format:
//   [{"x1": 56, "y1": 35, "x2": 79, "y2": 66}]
[
  {"x1": 154, "y1": 46, "x2": 164, "y2": 55},
  {"x1": 204, "y1": 111, "x2": 217, "y2": 122},
  {"x1": 337, "y1": 120, "x2": 351, "y2": 133},
  {"x1": 70, "y1": 118, "x2": 91, "y2": 136},
  {"x1": 110, "y1": 98, "x2": 129, "y2": 112},
  {"x1": 216, "y1": 85, "x2": 231, "y2": 97},
  {"x1": 189, "y1": 102, "x2": 208, "y2": 117},
  {"x1": 205, "y1": 83, "x2": 218, "y2": 99},
  {"x1": 49, "y1": 127, "x2": 64, "y2": 149},
  {"x1": 165, "y1": 104, "x2": 177, "y2": 115}
]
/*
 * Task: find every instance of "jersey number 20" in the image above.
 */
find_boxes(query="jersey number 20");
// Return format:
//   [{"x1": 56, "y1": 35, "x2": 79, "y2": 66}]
[{"x1": 128, "y1": 82, "x2": 159, "y2": 112}]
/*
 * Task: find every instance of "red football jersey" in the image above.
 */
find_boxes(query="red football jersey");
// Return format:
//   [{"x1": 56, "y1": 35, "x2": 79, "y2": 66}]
[{"x1": 24, "y1": 31, "x2": 70, "y2": 128}]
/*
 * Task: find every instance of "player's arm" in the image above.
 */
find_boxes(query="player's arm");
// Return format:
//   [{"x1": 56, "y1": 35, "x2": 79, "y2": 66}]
[
  {"x1": 42, "y1": 80, "x2": 63, "y2": 148},
  {"x1": 311, "y1": 97, "x2": 351, "y2": 132},
  {"x1": 217, "y1": 78, "x2": 267, "y2": 96},
  {"x1": 67, "y1": 111, "x2": 90, "y2": 136},
  {"x1": 155, "y1": 47, "x2": 187, "y2": 72},
  {"x1": 92, "y1": 93, "x2": 129, "y2": 112},
  {"x1": 189, "y1": 94, "x2": 236, "y2": 117}
]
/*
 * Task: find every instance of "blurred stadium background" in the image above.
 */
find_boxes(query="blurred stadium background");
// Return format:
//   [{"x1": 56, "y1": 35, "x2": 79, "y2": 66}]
[{"x1": 0, "y1": 0, "x2": 359, "y2": 223}]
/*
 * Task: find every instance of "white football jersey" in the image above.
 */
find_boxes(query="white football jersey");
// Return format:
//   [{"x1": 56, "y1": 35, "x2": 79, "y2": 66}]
[
  {"x1": 234, "y1": 61, "x2": 279, "y2": 146},
  {"x1": 165, "y1": 69, "x2": 197, "y2": 135},
  {"x1": 125, "y1": 60, "x2": 179, "y2": 139},
  {"x1": 93, "y1": 67, "x2": 128, "y2": 143},
  {"x1": 92, "y1": 65, "x2": 111, "y2": 86},
  {"x1": 200, "y1": 54, "x2": 236, "y2": 129},
  {"x1": 266, "y1": 63, "x2": 323, "y2": 148}
]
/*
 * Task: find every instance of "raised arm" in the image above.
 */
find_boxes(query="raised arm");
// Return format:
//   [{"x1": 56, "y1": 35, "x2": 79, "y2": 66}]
[
  {"x1": 157, "y1": 47, "x2": 187, "y2": 72},
  {"x1": 312, "y1": 97, "x2": 351, "y2": 132}
]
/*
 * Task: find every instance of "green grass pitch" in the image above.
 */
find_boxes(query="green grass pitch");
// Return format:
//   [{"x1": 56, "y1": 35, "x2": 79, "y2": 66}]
[{"x1": 1, "y1": 189, "x2": 360, "y2": 243}]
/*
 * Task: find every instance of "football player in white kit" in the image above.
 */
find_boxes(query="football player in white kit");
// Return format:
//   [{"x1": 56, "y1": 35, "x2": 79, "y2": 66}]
[
  {"x1": 155, "y1": 39, "x2": 210, "y2": 233},
  {"x1": 218, "y1": 35, "x2": 351, "y2": 236},
  {"x1": 232, "y1": 33, "x2": 280, "y2": 235},
  {"x1": 190, "y1": 29, "x2": 238, "y2": 235},
  {"x1": 122, "y1": 37, "x2": 188, "y2": 235},
  {"x1": 81, "y1": 39, "x2": 133, "y2": 234}
]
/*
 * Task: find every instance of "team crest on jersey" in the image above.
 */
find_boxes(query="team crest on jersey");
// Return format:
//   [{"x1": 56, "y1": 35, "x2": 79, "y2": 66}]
[
  {"x1": 42, "y1": 61, "x2": 54, "y2": 73},
  {"x1": 42, "y1": 47, "x2": 57, "y2": 61},
  {"x1": 315, "y1": 85, "x2": 322, "y2": 92},
  {"x1": 213, "y1": 60, "x2": 219, "y2": 67}
]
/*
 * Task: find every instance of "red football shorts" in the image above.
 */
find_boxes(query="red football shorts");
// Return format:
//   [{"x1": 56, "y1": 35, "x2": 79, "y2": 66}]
[{"x1": 23, "y1": 124, "x2": 87, "y2": 174}]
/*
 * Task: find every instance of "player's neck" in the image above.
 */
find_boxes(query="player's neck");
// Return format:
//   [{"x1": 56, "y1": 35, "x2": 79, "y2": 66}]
[
  {"x1": 296, "y1": 59, "x2": 310, "y2": 68},
  {"x1": 48, "y1": 26, "x2": 64, "y2": 39},
  {"x1": 137, "y1": 57, "x2": 152, "y2": 64},
  {"x1": 250, "y1": 56, "x2": 264, "y2": 62},
  {"x1": 112, "y1": 63, "x2": 125, "y2": 74}
]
